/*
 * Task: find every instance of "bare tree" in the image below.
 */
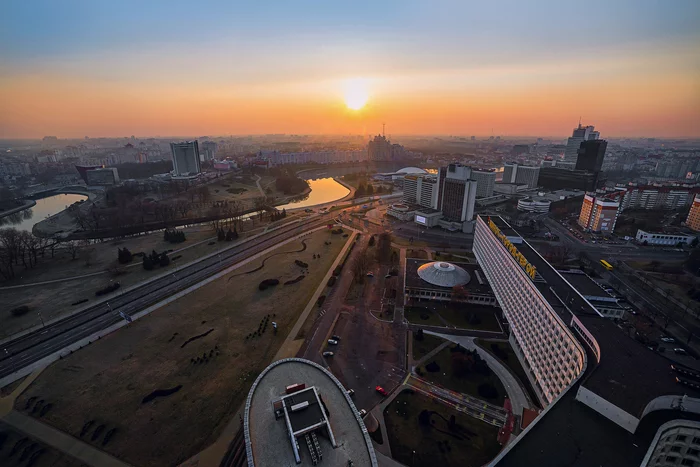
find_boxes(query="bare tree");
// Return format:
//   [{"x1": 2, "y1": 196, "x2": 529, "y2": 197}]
[
  {"x1": 351, "y1": 247, "x2": 372, "y2": 282},
  {"x1": 175, "y1": 201, "x2": 190, "y2": 219},
  {"x1": 376, "y1": 233, "x2": 392, "y2": 264},
  {"x1": 63, "y1": 240, "x2": 81, "y2": 261},
  {"x1": 253, "y1": 196, "x2": 267, "y2": 218}
]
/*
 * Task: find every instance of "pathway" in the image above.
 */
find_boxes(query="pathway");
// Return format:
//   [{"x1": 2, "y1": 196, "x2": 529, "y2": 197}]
[
  {"x1": 424, "y1": 332, "x2": 532, "y2": 417},
  {"x1": 253, "y1": 174, "x2": 265, "y2": 196},
  {"x1": 3, "y1": 410, "x2": 130, "y2": 467}
]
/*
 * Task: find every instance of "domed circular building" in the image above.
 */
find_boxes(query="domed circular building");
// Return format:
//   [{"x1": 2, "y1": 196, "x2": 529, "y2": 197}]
[
  {"x1": 416, "y1": 261, "x2": 471, "y2": 288},
  {"x1": 395, "y1": 167, "x2": 428, "y2": 175}
]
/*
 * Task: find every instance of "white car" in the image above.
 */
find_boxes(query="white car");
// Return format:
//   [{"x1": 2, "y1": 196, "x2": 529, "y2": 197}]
[
  {"x1": 328, "y1": 339, "x2": 338, "y2": 345},
  {"x1": 323, "y1": 351, "x2": 334, "y2": 357},
  {"x1": 661, "y1": 337, "x2": 675, "y2": 343},
  {"x1": 358, "y1": 409, "x2": 367, "y2": 417},
  {"x1": 366, "y1": 272, "x2": 374, "y2": 277},
  {"x1": 674, "y1": 348, "x2": 688, "y2": 355}
]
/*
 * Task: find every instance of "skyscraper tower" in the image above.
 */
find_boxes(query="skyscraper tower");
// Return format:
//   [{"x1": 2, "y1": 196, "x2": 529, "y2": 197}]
[{"x1": 563, "y1": 123, "x2": 599, "y2": 166}]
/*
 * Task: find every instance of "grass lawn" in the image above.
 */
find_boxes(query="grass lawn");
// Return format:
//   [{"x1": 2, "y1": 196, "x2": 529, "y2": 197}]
[
  {"x1": 475, "y1": 338, "x2": 541, "y2": 408},
  {"x1": 384, "y1": 390, "x2": 502, "y2": 467},
  {"x1": 404, "y1": 306, "x2": 444, "y2": 326},
  {"x1": 14, "y1": 229, "x2": 348, "y2": 467},
  {"x1": 406, "y1": 249, "x2": 429, "y2": 260},
  {"x1": 0, "y1": 421, "x2": 82, "y2": 467},
  {"x1": 412, "y1": 332, "x2": 446, "y2": 361},
  {"x1": 418, "y1": 345, "x2": 507, "y2": 405}
]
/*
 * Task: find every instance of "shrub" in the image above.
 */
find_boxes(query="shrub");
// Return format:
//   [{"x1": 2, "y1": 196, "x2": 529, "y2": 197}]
[
  {"x1": 164, "y1": 229, "x2": 186, "y2": 243},
  {"x1": 478, "y1": 383, "x2": 498, "y2": 400},
  {"x1": 10, "y1": 305, "x2": 30, "y2": 317},
  {"x1": 327, "y1": 276, "x2": 336, "y2": 287},
  {"x1": 284, "y1": 275, "x2": 305, "y2": 285},
  {"x1": 294, "y1": 260, "x2": 309, "y2": 268},
  {"x1": 333, "y1": 265, "x2": 342, "y2": 276},
  {"x1": 415, "y1": 329, "x2": 424, "y2": 341},
  {"x1": 143, "y1": 256, "x2": 154, "y2": 270},
  {"x1": 331, "y1": 228, "x2": 344, "y2": 235},
  {"x1": 317, "y1": 295, "x2": 326, "y2": 307},
  {"x1": 258, "y1": 278, "x2": 280, "y2": 291},
  {"x1": 95, "y1": 282, "x2": 120, "y2": 296},
  {"x1": 159, "y1": 254, "x2": 170, "y2": 267},
  {"x1": 117, "y1": 247, "x2": 132, "y2": 264},
  {"x1": 368, "y1": 236, "x2": 375, "y2": 246}
]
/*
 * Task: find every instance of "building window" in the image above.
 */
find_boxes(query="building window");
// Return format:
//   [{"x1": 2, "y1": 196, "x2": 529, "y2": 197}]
[
  {"x1": 689, "y1": 448, "x2": 700, "y2": 456},
  {"x1": 671, "y1": 446, "x2": 683, "y2": 453},
  {"x1": 679, "y1": 436, "x2": 689, "y2": 442},
  {"x1": 682, "y1": 459, "x2": 695, "y2": 467}
]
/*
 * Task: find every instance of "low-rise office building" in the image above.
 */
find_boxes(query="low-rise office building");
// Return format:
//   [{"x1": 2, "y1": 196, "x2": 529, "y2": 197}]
[{"x1": 636, "y1": 229, "x2": 697, "y2": 246}]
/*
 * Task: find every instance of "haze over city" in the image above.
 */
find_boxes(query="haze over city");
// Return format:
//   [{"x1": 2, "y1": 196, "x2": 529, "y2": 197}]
[
  {"x1": 1, "y1": 0, "x2": 699, "y2": 139},
  {"x1": 3, "y1": 2, "x2": 700, "y2": 467}
]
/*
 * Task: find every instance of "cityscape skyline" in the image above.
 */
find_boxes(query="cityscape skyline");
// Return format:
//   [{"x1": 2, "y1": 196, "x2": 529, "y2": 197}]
[{"x1": 1, "y1": 0, "x2": 699, "y2": 139}]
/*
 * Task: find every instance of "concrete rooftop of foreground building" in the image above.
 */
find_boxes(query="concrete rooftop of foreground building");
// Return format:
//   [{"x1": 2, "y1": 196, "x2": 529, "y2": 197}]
[{"x1": 244, "y1": 358, "x2": 376, "y2": 467}]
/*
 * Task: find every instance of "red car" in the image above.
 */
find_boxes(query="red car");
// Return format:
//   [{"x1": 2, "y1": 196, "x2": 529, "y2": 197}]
[{"x1": 375, "y1": 386, "x2": 387, "y2": 396}]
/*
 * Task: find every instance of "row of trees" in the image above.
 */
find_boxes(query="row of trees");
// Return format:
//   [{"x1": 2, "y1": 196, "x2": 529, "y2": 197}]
[
  {"x1": 0, "y1": 227, "x2": 60, "y2": 280},
  {"x1": 355, "y1": 182, "x2": 389, "y2": 198}
]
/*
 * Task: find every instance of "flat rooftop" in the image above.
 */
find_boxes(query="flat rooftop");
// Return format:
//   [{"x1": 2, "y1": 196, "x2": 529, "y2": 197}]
[
  {"x1": 405, "y1": 259, "x2": 494, "y2": 294},
  {"x1": 245, "y1": 359, "x2": 375, "y2": 467},
  {"x1": 558, "y1": 270, "x2": 613, "y2": 298}
]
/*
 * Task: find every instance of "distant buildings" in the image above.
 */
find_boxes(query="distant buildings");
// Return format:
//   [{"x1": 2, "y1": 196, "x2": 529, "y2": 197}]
[
  {"x1": 368, "y1": 134, "x2": 393, "y2": 161},
  {"x1": 538, "y1": 167, "x2": 598, "y2": 191},
  {"x1": 170, "y1": 141, "x2": 201, "y2": 177},
  {"x1": 502, "y1": 163, "x2": 540, "y2": 189},
  {"x1": 201, "y1": 141, "x2": 218, "y2": 161},
  {"x1": 564, "y1": 123, "x2": 599, "y2": 164},
  {"x1": 258, "y1": 150, "x2": 366, "y2": 166},
  {"x1": 620, "y1": 184, "x2": 699, "y2": 211},
  {"x1": 635, "y1": 229, "x2": 696, "y2": 246},
  {"x1": 439, "y1": 164, "x2": 477, "y2": 222},
  {"x1": 471, "y1": 169, "x2": 496, "y2": 198},
  {"x1": 578, "y1": 193, "x2": 621, "y2": 233},
  {"x1": 686, "y1": 194, "x2": 700, "y2": 232},
  {"x1": 86, "y1": 167, "x2": 120, "y2": 186}
]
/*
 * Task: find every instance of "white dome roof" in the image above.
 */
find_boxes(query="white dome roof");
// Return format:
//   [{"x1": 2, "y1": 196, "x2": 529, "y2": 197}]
[
  {"x1": 396, "y1": 167, "x2": 427, "y2": 174},
  {"x1": 417, "y1": 262, "x2": 470, "y2": 288}
]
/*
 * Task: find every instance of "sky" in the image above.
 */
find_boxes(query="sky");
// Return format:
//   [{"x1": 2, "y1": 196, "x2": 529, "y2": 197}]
[{"x1": 1, "y1": 0, "x2": 699, "y2": 139}]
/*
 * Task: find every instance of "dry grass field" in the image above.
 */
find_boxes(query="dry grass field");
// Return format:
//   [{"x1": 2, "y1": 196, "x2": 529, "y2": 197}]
[{"x1": 14, "y1": 229, "x2": 348, "y2": 467}]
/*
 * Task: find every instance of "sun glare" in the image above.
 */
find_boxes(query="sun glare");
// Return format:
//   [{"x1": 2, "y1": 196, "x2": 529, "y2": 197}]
[{"x1": 343, "y1": 78, "x2": 369, "y2": 110}]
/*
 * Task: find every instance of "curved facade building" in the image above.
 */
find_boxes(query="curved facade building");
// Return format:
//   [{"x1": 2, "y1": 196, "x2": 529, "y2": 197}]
[
  {"x1": 244, "y1": 358, "x2": 377, "y2": 467},
  {"x1": 517, "y1": 197, "x2": 551, "y2": 213}
]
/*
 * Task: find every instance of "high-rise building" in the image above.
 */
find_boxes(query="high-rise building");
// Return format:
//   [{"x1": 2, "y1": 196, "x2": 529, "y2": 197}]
[
  {"x1": 564, "y1": 123, "x2": 599, "y2": 164},
  {"x1": 367, "y1": 134, "x2": 392, "y2": 161},
  {"x1": 502, "y1": 163, "x2": 540, "y2": 188},
  {"x1": 170, "y1": 141, "x2": 201, "y2": 176},
  {"x1": 471, "y1": 169, "x2": 496, "y2": 198},
  {"x1": 577, "y1": 194, "x2": 620, "y2": 233},
  {"x1": 576, "y1": 140, "x2": 607, "y2": 172},
  {"x1": 438, "y1": 164, "x2": 477, "y2": 222},
  {"x1": 686, "y1": 194, "x2": 700, "y2": 232},
  {"x1": 621, "y1": 185, "x2": 700, "y2": 211},
  {"x1": 402, "y1": 174, "x2": 439, "y2": 209},
  {"x1": 201, "y1": 141, "x2": 218, "y2": 161}
]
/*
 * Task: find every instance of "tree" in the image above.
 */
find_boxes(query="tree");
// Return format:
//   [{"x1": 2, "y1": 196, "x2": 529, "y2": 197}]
[
  {"x1": 351, "y1": 248, "x2": 372, "y2": 282},
  {"x1": 118, "y1": 247, "x2": 133, "y2": 264},
  {"x1": 64, "y1": 240, "x2": 81, "y2": 260},
  {"x1": 376, "y1": 233, "x2": 391, "y2": 264},
  {"x1": 143, "y1": 255, "x2": 154, "y2": 270},
  {"x1": 368, "y1": 235, "x2": 376, "y2": 246},
  {"x1": 415, "y1": 329, "x2": 424, "y2": 341},
  {"x1": 451, "y1": 285, "x2": 469, "y2": 304}
]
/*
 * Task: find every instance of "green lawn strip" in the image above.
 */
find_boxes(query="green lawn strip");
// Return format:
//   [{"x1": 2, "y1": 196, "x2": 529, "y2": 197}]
[
  {"x1": 384, "y1": 389, "x2": 501, "y2": 467},
  {"x1": 412, "y1": 332, "x2": 446, "y2": 360}
]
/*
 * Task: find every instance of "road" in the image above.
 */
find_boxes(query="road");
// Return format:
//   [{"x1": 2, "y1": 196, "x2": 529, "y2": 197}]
[{"x1": 0, "y1": 215, "x2": 336, "y2": 379}]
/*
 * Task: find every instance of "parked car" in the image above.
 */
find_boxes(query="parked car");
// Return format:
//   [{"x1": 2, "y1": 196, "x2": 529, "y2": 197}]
[
  {"x1": 328, "y1": 339, "x2": 338, "y2": 345},
  {"x1": 347, "y1": 389, "x2": 355, "y2": 397},
  {"x1": 674, "y1": 348, "x2": 688, "y2": 355},
  {"x1": 331, "y1": 335, "x2": 341, "y2": 341},
  {"x1": 661, "y1": 337, "x2": 676, "y2": 343},
  {"x1": 375, "y1": 386, "x2": 388, "y2": 396},
  {"x1": 359, "y1": 409, "x2": 367, "y2": 417},
  {"x1": 384, "y1": 274, "x2": 392, "y2": 279},
  {"x1": 366, "y1": 272, "x2": 374, "y2": 277}
]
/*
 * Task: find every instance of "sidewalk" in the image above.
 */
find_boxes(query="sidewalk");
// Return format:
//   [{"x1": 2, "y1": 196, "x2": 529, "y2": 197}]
[{"x1": 3, "y1": 410, "x2": 130, "y2": 467}]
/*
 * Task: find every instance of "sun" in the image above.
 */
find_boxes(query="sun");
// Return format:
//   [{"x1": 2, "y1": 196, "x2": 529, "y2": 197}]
[{"x1": 343, "y1": 78, "x2": 369, "y2": 110}]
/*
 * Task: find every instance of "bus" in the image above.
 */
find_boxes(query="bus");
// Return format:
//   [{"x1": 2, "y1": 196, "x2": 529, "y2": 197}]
[{"x1": 600, "y1": 259, "x2": 613, "y2": 271}]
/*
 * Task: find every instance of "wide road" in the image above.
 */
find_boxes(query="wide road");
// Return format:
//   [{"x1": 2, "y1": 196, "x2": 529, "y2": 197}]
[{"x1": 0, "y1": 215, "x2": 335, "y2": 379}]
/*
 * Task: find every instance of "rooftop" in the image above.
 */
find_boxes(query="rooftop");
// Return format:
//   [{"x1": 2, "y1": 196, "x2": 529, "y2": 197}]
[
  {"x1": 245, "y1": 358, "x2": 376, "y2": 467},
  {"x1": 558, "y1": 270, "x2": 613, "y2": 298},
  {"x1": 417, "y1": 261, "x2": 471, "y2": 288},
  {"x1": 405, "y1": 259, "x2": 493, "y2": 294}
]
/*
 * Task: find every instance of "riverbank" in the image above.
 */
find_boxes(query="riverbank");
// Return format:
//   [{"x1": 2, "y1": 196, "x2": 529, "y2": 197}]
[{"x1": 0, "y1": 199, "x2": 36, "y2": 219}]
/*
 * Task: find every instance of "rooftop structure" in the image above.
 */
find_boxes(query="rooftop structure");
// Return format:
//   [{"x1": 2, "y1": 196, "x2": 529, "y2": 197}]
[
  {"x1": 244, "y1": 358, "x2": 376, "y2": 467},
  {"x1": 416, "y1": 261, "x2": 470, "y2": 288}
]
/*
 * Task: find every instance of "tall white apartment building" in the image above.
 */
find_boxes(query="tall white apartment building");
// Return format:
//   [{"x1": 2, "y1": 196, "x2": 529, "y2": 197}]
[
  {"x1": 402, "y1": 174, "x2": 439, "y2": 209},
  {"x1": 473, "y1": 215, "x2": 586, "y2": 404},
  {"x1": 471, "y1": 169, "x2": 496, "y2": 198}
]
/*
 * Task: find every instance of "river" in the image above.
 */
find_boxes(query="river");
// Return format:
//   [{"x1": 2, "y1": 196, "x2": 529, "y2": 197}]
[
  {"x1": 275, "y1": 177, "x2": 350, "y2": 211},
  {"x1": 0, "y1": 194, "x2": 88, "y2": 233}
]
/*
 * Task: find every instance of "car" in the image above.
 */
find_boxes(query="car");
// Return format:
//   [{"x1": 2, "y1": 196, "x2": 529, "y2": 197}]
[
  {"x1": 347, "y1": 389, "x2": 355, "y2": 397},
  {"x1": 674, "y1": 348, "x2": 688, "y2": 355},
  {"x1": 331, "y1": 335, "x2": 341, "y2": 341},
  {"x1": 375, "y1": 386, "x2": 388, "y2": 396},
  {"x1": 323, "y1": 351, "x2": 334, "y2": 357},
  {"x1": 366, "y1": 272, "x2": 374, "y2": 277},
  {"x1": 385, "y1": 274, "x2": 392, "y2": 279},
  {"x1": 328, "y1": 339, "x2": 338, "y2": 345},
  {"x1": 358, "y1": 409, "x2": 367, "y2": 417},
  {"x1": 661, "y1": 337, "x2": 676, "y2": 343}
]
